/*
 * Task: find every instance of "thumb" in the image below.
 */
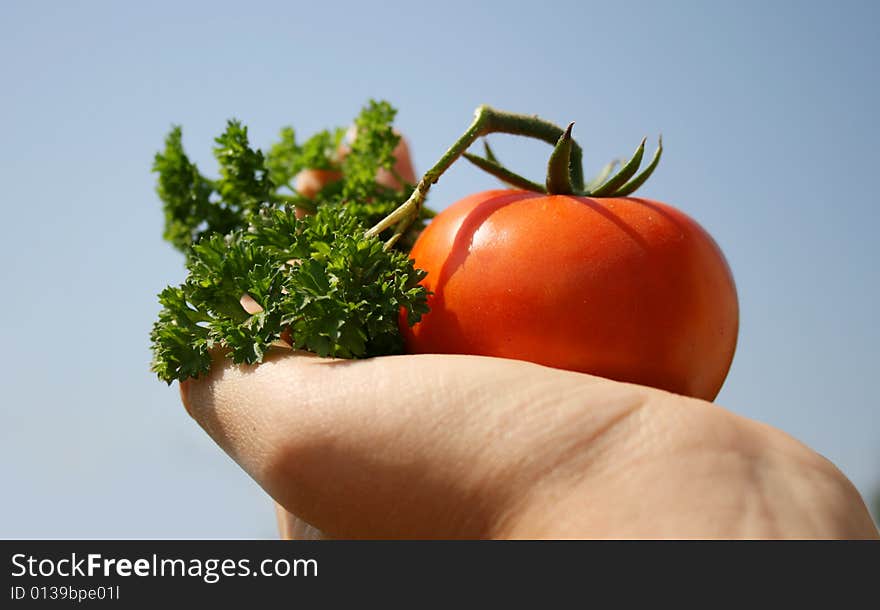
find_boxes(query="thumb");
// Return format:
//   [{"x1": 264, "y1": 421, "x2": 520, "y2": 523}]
[{"x1": 179, "y1": 349, "x2": 649, "y2": 539}]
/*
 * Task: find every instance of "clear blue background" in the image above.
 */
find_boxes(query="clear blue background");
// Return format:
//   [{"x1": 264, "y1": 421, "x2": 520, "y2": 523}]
[{"x1": 1, "y1": 0, "x2": 877, "y2": 537}]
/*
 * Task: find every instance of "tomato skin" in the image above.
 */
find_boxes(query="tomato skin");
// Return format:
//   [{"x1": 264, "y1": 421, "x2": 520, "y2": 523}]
[{"x1": 401, "y1": 190, "x2": 739, "y2": 401}]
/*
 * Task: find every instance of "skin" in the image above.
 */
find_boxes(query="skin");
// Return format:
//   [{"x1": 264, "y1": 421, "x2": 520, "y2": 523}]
[
  {"x1": 403, "y1": 190, "x2": 739, "y2": 401},
  {"x1": 180, "y1": 350, "x2": 879, "y2": 539},
  {"x1": 293, "y1": 131, "x2": 416, "y2": 203}
]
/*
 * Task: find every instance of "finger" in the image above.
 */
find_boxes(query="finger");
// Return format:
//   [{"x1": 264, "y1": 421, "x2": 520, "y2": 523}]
[
  {"x1": 376, "y1": 135, "x2": 416, "y2": 188},
  {"x1": 340, "y1": 127, "x2": 417, "y2": 189},
  {"x1": 274, "y1": 502, "x2": 324, "y2": 540},
  {"x1": 180, "y1": 350, "x2": 654, "y2": 538},
  {"x1": 292, "y1": 133, "x2": 415, "y2": 215},
  {"x1": 293, "y1": 168, "x2": 343, "y2": 201}
]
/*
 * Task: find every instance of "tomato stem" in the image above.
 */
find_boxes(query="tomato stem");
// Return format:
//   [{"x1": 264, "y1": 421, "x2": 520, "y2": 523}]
[
  {"x1": 366, "y1": 105, "x2": 585, "y2": 245},
  {"x1": 367, "y1": 106, "x2": 662, "y2": 248}
]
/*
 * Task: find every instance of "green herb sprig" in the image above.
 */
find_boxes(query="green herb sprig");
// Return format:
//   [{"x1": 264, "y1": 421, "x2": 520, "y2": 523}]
[
  {"x1": 151, "y1": 101, "x2": 431, "y2": 383},
  {"x1": 151, "y1": 100, "x2": 661, "y2": 384}
]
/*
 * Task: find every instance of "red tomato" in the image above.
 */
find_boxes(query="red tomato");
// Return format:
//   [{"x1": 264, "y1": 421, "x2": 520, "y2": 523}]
[{"x1": 401, "y1": 190, "x2": 738, "y2": 401}]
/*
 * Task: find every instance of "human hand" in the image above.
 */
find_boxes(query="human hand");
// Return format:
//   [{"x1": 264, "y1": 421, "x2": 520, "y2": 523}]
[
  {"x1": 293, "y1": 130, "x2": 416, "y2": 204},
  {"x1": 180, "y1": 350, "x2": 879, "y2": 539}
]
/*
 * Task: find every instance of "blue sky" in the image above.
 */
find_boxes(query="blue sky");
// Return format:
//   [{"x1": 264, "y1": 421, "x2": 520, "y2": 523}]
[{"x1": 1, "y1": 0, "x2": 877, "y2": 537}]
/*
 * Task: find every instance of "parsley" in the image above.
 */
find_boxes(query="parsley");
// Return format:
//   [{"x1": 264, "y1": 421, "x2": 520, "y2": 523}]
[
  {"x1": 342, "y1": 100, "x2": 400, "y2": 199},
  {"x1": 151, "y1": 101, "x2": 432, "y2": 383},
  {"x1": 213, "y1": 120, "x2": 274, "y2": 213},
  {"x1": 153, "y1": 126, "x2": 237, "y2": 252},
  {"x1": 266, "y1": 126, "x2": 345, "y2": 191}
]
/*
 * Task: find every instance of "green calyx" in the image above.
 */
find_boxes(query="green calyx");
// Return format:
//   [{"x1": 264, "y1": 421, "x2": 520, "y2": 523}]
[
  {"x1": 366, "y1": 105, "x2": 662, "y2": 245},
  {"x1": 461, "y1": 110, "x2": 663, "y2": 198},
  {"x1": 545, "y1": 122, "x2": 576, "y2": 195}
]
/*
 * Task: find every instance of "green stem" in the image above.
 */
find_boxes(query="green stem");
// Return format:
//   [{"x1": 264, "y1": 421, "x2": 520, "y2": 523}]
[
  {"x1": 486, "y1": 111, "x2": 586, "y2": 192},
  {"x1": 366, "y1": 105, "x2": 584, "y2": 241},
  {"x1": 462, "y1": 152, "x2": 547, "y2": 192},
  {"x1": 482, "y1": 139, "x2": 500, "y2": 164},
  {"x1": 383, "y1": 218, "x2": 409, "y2": 250}
]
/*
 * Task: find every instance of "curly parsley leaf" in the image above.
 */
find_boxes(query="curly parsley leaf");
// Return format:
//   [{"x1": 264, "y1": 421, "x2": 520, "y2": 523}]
[
  {"x1": 213, "y1": 120, "x2": 274, "y2": 213},
  {"x1": 265, "y1": 126, "x2": 345, "y2": 190},
  {"x1": 151, "y1": 205, "x2": 428, "y2": 383},
  {"x1": 151, "y1": 100, "x2": 434, "y2": 383},
  {"x1": 153, "y1": 127, "x2": 239, "y2": 252},
  {"x1": 155, "y1": 100, "x2": 430, "y2": 258},
  {"x1": 342, "y1": 100, "x2": 401, "y2": 199}
]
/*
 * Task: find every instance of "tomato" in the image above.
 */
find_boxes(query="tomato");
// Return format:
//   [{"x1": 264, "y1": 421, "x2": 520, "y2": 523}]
[{"x1": 401, "y1": 189, "x2": 738, "y2": 401}]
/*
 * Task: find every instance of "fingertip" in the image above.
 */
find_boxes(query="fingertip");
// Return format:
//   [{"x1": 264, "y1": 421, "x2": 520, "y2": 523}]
[
  {"x1": 394, "y1": 136, "x2": 417, "y2": 184},
  {"x1": 179, "y1": 379, "x2": 194, "y2": 418}
]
